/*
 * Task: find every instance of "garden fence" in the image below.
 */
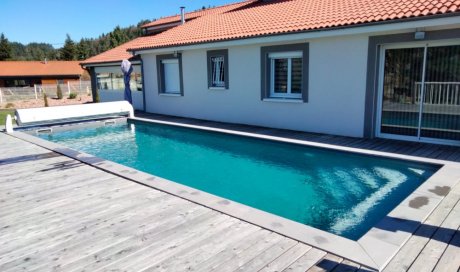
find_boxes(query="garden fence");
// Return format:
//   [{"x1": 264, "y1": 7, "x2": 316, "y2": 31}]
[{"x1": 0, "y1": 81, "x2": 92, "y2": 104}]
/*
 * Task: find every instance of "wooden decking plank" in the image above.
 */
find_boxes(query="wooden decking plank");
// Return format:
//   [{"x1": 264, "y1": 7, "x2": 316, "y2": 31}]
[
  {"x1": 408, "y1": 199, "x2": 460, "y2": 272},
  {"x1": 80, "y1": 213, "x2": 234, "y2": 272},
  {"x1": 0, "y1": 196, "x2": 196, "y2": 272},
  {"x1": 432, "y1": 227, "x2": 460, "y2": 272},
  {"x1": 0, "y1": 183, "x2": 165, "y2": 249},
  {"x1": 0, "y1": 181, "x2": 148, "y2": 239},
  {"x1": 209, "y1": 232, "x2": 285, "y2": 272},
  {"x1": 0, "y1": 189, "x2": 170, "y2": 265},
  {"x1": 0, "y1": 173, "x2": 126, "y2": 217},
  {"x1": 189, "y1": 228, "x2": 272, "y2": 272},
  {"x1": 282, "y1": 248, "x2": 327, "y2": 272},
  {"x1": 0, "y1": 173, "x2": 137, "y2": 215},
  {"x1": 58, "y1": 209, "x2": 221, "y2": 271},
  {"x1": 0, "y1": 159, "x2": 102, "y2": 190},
  {"x1": 383, "y1": 191, "x2": 460, "y2": 271},
  {"x1": 306, "y1": 253, "x2": 343, "y2": 272},
  {"x1": 258, "y1": 242, "x2": 313, "y2": 272},
  {"x1": 140, "y1": 220, "x2": 260, "y2": 272},
  {"x1": 0, "y1": 156, "x2": 72, "y2": 181},
  {"x1": 233, "y1": 238, "x2": 298, "y2": 272}
]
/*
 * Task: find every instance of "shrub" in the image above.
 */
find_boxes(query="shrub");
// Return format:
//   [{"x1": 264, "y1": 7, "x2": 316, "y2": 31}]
[
  {"x1": 56, "y1": 84, "x2": 63, "y2": 99},
  {"x1": 68, "y1": 92, "x2": 77, "y2": 99},
  {"x1": 5, "y1": 102, "x2": 15, "y2": 108},
  {"x1": 44, "y1": 94, "x2": 49, "y2": 107}
]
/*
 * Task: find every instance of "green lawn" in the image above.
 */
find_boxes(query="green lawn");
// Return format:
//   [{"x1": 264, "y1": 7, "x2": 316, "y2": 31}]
[{"x1": 0, "y1": 109, "x2": 15, "y2": 126}]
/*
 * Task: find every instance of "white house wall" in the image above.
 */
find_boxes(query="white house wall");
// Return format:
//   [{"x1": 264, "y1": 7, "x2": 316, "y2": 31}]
[{"x1": 142, "y1": 35, "x2": 369, "y2": 137}]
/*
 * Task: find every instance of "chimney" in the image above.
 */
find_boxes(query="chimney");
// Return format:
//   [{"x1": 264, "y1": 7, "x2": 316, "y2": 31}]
[{"x1": 180, "y1": 7, "x2": 185, "y2": 25}]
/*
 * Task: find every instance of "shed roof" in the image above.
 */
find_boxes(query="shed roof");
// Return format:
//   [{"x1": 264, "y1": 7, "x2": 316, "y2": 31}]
[{"x1": 0, "y1": 61, "x2": 85, "y2": 77}]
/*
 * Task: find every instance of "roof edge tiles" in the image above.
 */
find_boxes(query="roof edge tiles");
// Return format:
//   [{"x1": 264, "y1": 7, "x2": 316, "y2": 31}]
[{"x1": 127, "y1": 0, "x2": 460, "y2": 52}]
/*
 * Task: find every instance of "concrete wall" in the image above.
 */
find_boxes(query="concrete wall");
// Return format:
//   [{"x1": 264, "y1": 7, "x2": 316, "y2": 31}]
[{"x1": 142, "y1": 34, "x2": 369, "y2": 137}]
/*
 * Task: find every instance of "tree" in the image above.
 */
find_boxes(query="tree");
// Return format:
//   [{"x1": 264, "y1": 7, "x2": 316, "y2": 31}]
[
  {"x1": 0, "y1": 33, "x2": 12, "y2": 60},
  {"x1": 76, "y1": 38, "x2": 91, "y2": 60},
  {"x1": 2, "y1": 18, "x2": 152, "y2": 61},
  {"x1": 43, "y1": 93, "x2": 49, "y2": 107},
  {"x1": 56, "y1": 84, "x2": 63, "y2": 99},
  {"x1": 61, "y1": 34, "x2": 76, "y2": 60}
]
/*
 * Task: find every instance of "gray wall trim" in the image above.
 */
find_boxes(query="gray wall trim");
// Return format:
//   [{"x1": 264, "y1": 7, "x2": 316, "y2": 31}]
[
  {"x1": 140, "y1": 56, "x2": 146, "y2": 111},
  {"x1": 206, "y1": 49, "x2": 229, "y2": 89},
  {"x1": 260, "y1": 43, "x2": 309, "y2": 102},
  {"x1": 89, "y1": 67, "x2": 98, "y2": 102},
  {"x1": 363, "y1": 28, "x2": 460, "y2": 138},
  {"x1": 156, "y1": 53, "x2": 184, "y2": 96}
]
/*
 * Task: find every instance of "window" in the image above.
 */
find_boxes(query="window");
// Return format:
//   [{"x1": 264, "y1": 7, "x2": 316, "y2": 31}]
[
  {"x1": 261, "y1": 43, "x2": 309, "y2": 102},
  {"x1": 269, "y1": 51, "x2": 302, "y2": 98},
  {"x1": 95, "y1": 65, "x2": 142, "y2": 91},
  {"x1": 207, "y1": 49, "x2": 229, "y2": 89},
  {"x1": 156, "y1": 54, "x2": 183, "y2": 95}
]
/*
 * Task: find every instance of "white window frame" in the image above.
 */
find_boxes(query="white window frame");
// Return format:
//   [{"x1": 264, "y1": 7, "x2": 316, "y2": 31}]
[
  {"x1": 269, "y1": 51, "x2": 303, "y2": 99},
  {"x1": 161, "y1": 58, "x2": 181, "y2": 94},
  {"x1": 210, "y1": 56, "x2": 225, "y2": 88}
]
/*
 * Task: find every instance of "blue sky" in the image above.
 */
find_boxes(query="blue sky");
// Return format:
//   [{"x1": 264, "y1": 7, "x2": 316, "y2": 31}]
[{"x1": 1, "y1": 0, "x2": 234, "y2": 47}]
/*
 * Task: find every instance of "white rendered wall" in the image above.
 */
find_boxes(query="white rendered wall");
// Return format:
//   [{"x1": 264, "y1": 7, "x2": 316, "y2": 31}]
[
  {"x1": 99, "y1": 90, "x2": 144, "y2": 110},
  {"x1": 142, "y1": 35, "x2": 369, "y2": 137}
]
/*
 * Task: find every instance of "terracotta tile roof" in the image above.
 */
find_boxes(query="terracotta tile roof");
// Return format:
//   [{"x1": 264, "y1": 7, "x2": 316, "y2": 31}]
[
  {"x1": 82, "y1": 2, "x2": 255, "y2": 65},
  {"x1": 80, "y1": 39, "x2": 141, "y2": 65},
  {"x1": 141, "y1": 1, "x2": 256, "y2": 29},
  {"x1": 129, "y1": 0, "x2": 460, "y2": 51},
  {"x1": 0, "y1": 61, "x2": 85, "y2": 77}
]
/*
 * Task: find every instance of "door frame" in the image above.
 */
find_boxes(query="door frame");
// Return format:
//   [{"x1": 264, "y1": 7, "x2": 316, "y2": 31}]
[{"x1": 375, "y1": 39, "x2": 460, "y2": 146}]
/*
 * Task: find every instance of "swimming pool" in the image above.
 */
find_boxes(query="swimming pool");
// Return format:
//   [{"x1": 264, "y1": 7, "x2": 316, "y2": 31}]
[{"x1": 39, "y1": 120, "x2": 439, "y2": 240}]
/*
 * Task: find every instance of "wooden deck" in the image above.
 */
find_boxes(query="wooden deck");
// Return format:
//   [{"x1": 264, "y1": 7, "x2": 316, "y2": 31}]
[{"x1": 1, "y1": 116, "x2": 459, "y2": 271}]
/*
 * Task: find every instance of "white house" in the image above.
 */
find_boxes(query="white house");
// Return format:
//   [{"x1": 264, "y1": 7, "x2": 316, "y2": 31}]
[{"x1": 95, "y1": 0, "x2": 460, "y2": 145}]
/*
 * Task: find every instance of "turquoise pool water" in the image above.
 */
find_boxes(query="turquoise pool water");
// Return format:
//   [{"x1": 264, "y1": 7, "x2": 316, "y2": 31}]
[{"x1": 40, "y1": 121, "x2": 439, "y2": 240}]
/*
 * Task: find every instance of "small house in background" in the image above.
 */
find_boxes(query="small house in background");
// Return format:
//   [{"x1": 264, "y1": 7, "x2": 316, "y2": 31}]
[{"x1": 0, "y1": 61, "x2": 87, "y2": 87}]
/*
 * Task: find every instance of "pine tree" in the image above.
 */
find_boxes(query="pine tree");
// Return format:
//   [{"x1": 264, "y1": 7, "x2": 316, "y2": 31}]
[
  {"x1": 76, "y1": 38, "x2": 91, "y2": 60},
  {"x1": 0, "y1": 33, "x2": 12, "y2": 60},
  {"x1": 61, "y1": 34, "x2": 76, "y2": 60}
]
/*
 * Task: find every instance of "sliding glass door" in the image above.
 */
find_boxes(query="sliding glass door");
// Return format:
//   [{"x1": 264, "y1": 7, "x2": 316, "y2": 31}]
[
  {"x1": 421, "y1": 45, "x2": 460, "y2": 141},
  {"x1": 378, "y1": 42, "x2": 460, "y2": 144}
]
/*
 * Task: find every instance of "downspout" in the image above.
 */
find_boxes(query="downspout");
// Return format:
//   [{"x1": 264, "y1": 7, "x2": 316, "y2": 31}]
[
  {"x1": 140, "y1": 53, "x2": 146, "y2": 112},
  {"x1": 80, "y1": 63, "x2": 98, "y2": 102},
  {"x1": 132, "y1": 50, "x2": 147, "y2": 112},
  {"x1": 89, "y1": 67, "x2": 98, "y2": 102}
]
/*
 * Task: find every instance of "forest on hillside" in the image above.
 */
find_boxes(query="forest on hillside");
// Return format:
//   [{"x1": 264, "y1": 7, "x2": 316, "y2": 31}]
[{"x1": 0, "y1": 19, "x2": 150, "y2": 61}]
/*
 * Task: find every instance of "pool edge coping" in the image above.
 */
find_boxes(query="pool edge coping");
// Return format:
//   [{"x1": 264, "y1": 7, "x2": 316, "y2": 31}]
[{"x1": 6, "y1": 117, "x2": 460, "y2": 271}]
